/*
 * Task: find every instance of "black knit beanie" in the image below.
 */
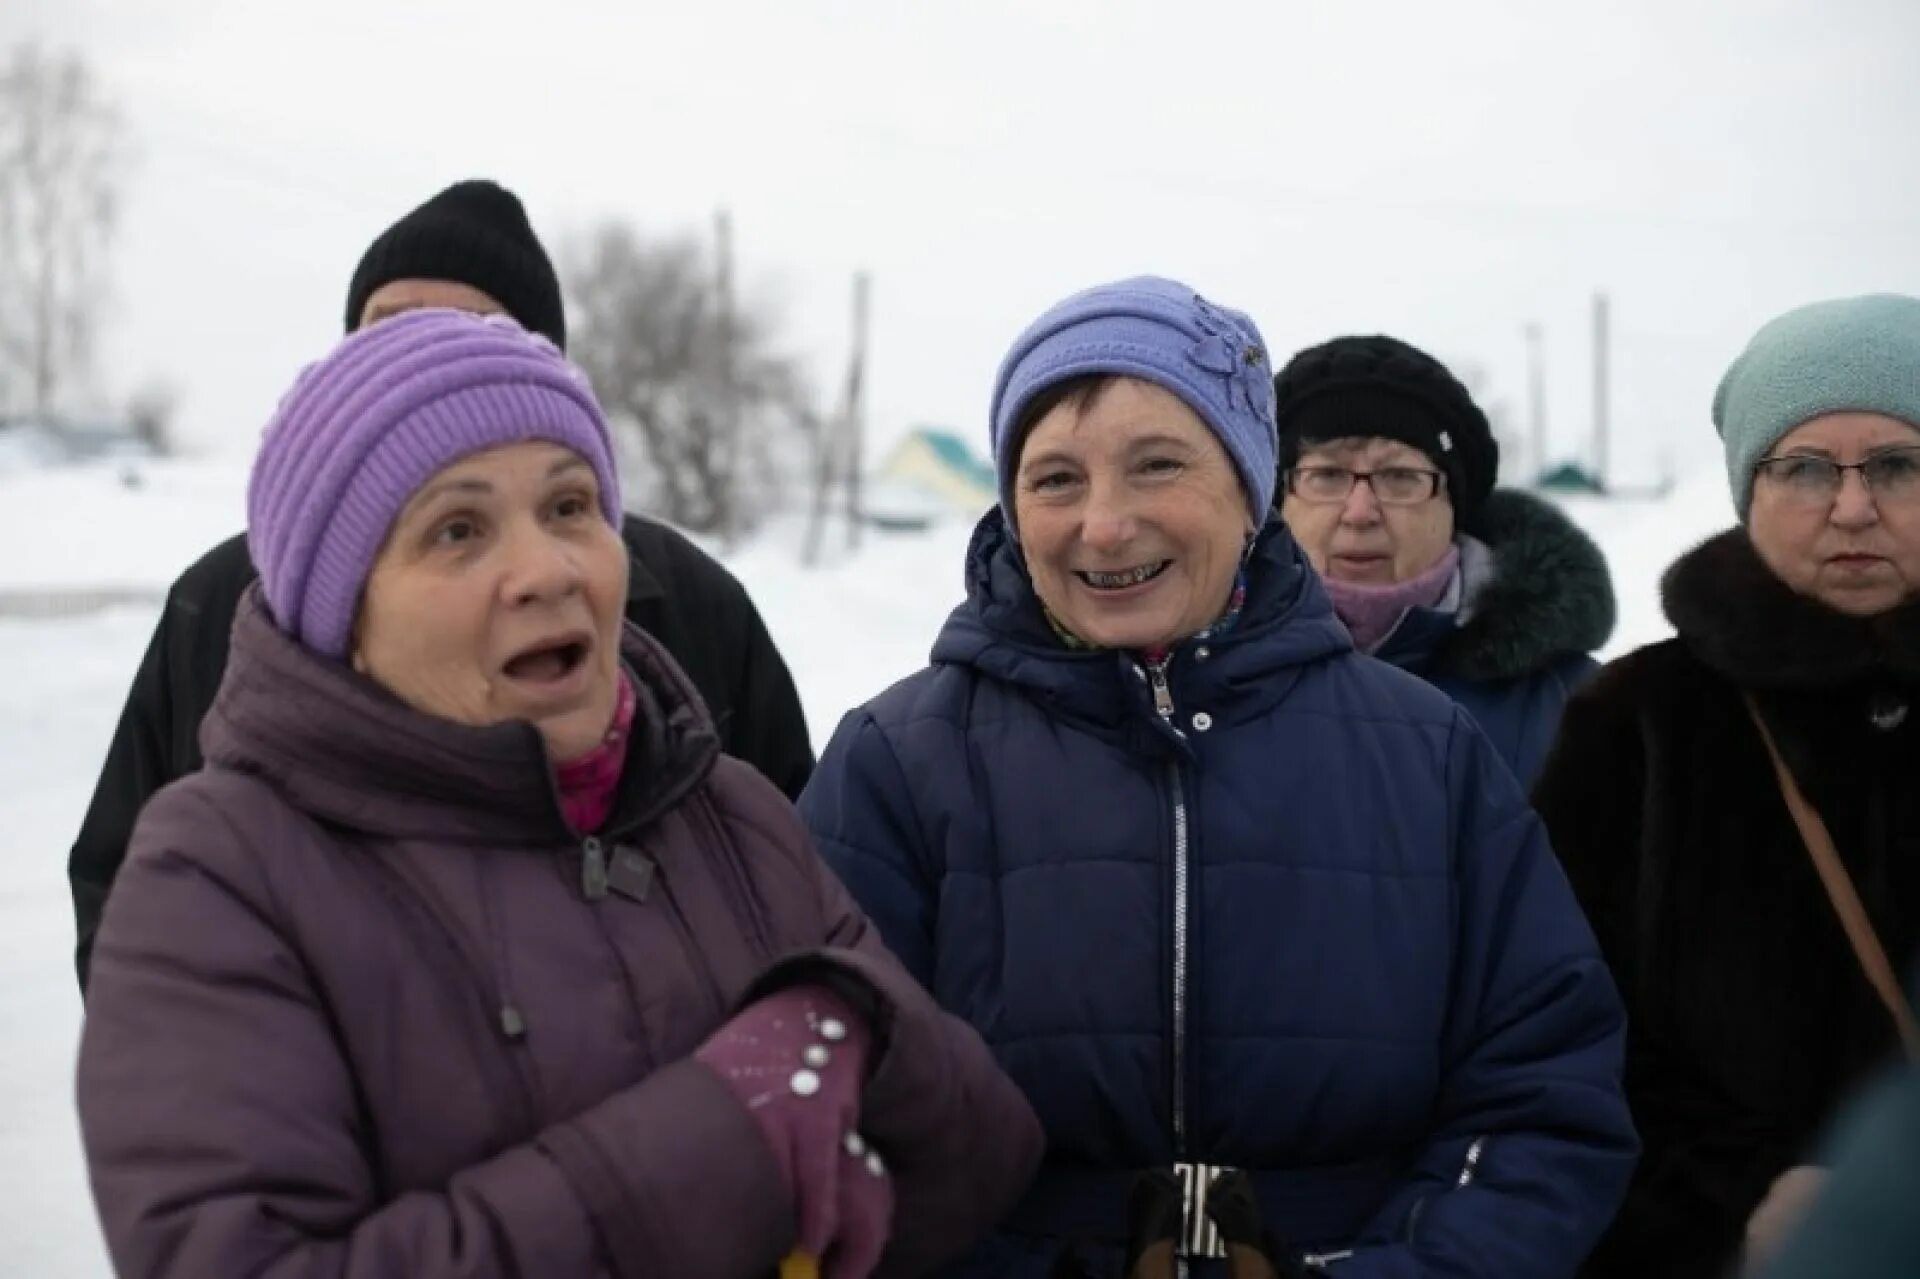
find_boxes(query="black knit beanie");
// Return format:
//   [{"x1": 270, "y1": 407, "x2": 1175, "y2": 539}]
[
  {"x1": 1273, "y1": 335, "x2": 1498, "y2": 532},
  {"x1": 343, "y1": 180, "x2": 567, "y2": 350}
]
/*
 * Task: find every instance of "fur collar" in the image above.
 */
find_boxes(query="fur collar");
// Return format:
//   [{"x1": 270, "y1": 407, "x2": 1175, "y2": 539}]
[
  {"x1": 1661, "y1": 528, "x2": 1920, "y2": 689},
  {"x1": 1435, "y1": 488, "x2": 1616, "y2": 680}
]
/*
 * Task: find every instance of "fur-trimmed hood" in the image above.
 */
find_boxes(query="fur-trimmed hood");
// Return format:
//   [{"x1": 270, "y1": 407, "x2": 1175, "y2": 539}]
[
  {"x1": 1431, "y1": 488, "x2": 1616, "y2": 680},
  {"x1": 1661, "y1": 528, "x2": 1920, "y2": 690}
]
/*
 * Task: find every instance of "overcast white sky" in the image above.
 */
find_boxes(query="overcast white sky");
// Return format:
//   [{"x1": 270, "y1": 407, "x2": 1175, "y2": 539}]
[{"x1": 9, "y1": 0, "x2": 1920, "y2": 490}]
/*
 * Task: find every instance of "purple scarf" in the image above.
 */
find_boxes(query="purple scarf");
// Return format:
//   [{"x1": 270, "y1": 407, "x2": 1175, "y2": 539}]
[
  {"x1": 555, "y1": 671, "x2": 636, "y2": 834},
  {"x1": 1323, "y1": 544, "x2": 1461, "y2": 653}
]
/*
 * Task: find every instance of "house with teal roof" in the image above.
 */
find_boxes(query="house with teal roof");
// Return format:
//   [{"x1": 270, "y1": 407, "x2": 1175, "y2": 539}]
[{"x1": 865, "y1": 426, "x2": 997, "y2": 528}]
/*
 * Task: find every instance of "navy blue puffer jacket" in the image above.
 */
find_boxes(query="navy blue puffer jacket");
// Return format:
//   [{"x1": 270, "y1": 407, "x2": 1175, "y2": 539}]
[{"x1": 800, "y1": 510, "x2": 1636, "y2": 1277}]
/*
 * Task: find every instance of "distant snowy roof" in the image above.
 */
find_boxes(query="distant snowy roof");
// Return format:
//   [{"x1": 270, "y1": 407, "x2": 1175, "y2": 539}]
[{"x1": 893, "y1": 426, "x2": 995, "y2": 491}]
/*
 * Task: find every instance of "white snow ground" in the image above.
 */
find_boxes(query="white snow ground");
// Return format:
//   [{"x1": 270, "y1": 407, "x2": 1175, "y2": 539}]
[{"x1": 0, "y1": 457, "x2": 1737, "y2": 1274}]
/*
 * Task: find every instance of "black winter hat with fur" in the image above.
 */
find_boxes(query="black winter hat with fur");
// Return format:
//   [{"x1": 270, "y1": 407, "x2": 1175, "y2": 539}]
[
  {"x1": 1273, "y1": 334, "x2": 1498, "y2": 533},
  {"x1": 344, "y1": 180, "x2": 566, "y2": 350}
]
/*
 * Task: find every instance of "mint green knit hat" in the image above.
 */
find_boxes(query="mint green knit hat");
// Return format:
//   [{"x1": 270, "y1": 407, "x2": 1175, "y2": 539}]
[{"x1": 1713, "y1": 293, "x2": 1920, "y2": 519}]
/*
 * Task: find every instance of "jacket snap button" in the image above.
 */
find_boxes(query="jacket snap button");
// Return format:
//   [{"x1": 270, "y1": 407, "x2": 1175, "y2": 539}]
[{"x1": 1191, "y1": 712, "x2": 1213, "y2": 732}]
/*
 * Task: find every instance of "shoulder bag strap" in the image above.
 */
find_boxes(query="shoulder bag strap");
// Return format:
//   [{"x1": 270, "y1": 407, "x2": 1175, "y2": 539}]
[{"x1": 1745, "y1": 693, "x2": 1920, "y2": 1062}]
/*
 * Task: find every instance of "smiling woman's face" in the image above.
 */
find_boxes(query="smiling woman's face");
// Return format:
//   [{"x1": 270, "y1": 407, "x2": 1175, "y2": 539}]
[
  {"x1": 352, "y1": 440, "x2": 630, "y2": 762},
  {"x1": 1012, "y1": 376, "x2": 1251, "y2": 650}
]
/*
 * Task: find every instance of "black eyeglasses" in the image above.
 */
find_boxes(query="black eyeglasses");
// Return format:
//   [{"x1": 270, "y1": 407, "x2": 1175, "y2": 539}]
[
  {"x1": 1285, "y1": 465, "x2": 1446, "y2": 506},
  {"x1": 1752, "y1": 447, "x2": 1920, "y2": 506}
]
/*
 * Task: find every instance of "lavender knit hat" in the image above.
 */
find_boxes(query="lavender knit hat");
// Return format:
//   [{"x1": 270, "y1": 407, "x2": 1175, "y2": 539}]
[
  {"x1": 989, "y1": 275, "x2": 1278, "y2": 529},
  {"x1": 247, "y1": 308, "x2": 621, "y2": 658}
]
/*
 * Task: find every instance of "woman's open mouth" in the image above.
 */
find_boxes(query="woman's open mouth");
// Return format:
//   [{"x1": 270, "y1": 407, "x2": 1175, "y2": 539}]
[
  {"x1": 502, "y1": 633, "x2": 593, "y2": 686},
  {"x1": 1076, "y1": 561, "x2": 1171, "y2": 591}
]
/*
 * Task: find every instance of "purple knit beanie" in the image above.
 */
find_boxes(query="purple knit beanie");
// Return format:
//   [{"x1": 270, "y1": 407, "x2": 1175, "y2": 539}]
[
  {"x1": 989, "y1": 275, "x2": 1278, "y2": 529},
  {"x1": 247, "y1": 308, "x2": 622, "y2": 658}
]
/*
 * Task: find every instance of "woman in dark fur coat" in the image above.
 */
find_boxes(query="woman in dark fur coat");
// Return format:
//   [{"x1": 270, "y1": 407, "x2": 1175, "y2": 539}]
[
  {"x1": 1533, "y1": 294, "x2": 1920, "y2": 1278},
  {"x1": 1274, "y1": 335, "x2": 1615, "y2": 786}
]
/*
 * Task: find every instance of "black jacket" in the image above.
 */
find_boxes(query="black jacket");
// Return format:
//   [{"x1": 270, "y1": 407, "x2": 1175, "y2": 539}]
[
  {"x1": 68, "y1": 516, "x2": 813, "y2": 991},
  {"x1": 1533, "y1": 528, "x2": 1920, "y2": 1278}
]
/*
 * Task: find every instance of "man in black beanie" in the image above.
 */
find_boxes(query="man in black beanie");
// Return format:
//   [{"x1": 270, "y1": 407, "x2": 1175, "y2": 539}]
[
  {"x1": 66, "y1": 180, "x2": 816, "y2": 993},
  {"x1": 1274, "y1": 334, "x2": 1615, "y2": 786},
  {"x1": 345, "y1": 179, "x2": 568, "y2": 347}
]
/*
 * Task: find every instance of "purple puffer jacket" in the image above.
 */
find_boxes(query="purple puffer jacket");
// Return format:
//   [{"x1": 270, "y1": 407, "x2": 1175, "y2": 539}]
[{"x1": 77, "y1": 588, "x2": 1041, "y2": 1278}]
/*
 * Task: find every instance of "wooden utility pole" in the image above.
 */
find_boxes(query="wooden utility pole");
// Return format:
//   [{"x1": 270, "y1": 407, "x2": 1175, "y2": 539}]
[
  {"x1": 800, "y1": 404, "x2": 834, "y2": 567},
  {"x1": 1591, "y1": 292, "x2": 1610, "y2": 492},
  {"x1": 1524, "y1": 321, "x2": 1547, "y2": 482},
  {"x1": 713, "y1": 208, "x2": 738, "y2": 545},
  {"x1": 801, "y1": 271, "x2": 872, "y2": 565},
  {"x1": 843, "y1": 272, "x2": 870, "y2": 552}
]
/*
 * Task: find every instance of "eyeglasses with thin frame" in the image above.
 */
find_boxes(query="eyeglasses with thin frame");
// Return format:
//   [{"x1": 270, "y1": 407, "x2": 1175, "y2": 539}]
[
  {"x1": 1751, "y1": 446, "x2": 1920, "y2": 506},
  {"x1": 1285, "y1": 465, "x2": 1446, "y2": 506}
]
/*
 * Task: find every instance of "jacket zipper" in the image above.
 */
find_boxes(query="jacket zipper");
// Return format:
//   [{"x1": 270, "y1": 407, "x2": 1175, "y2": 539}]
[
  {"x1": 1147, "y1": 656, "x2": 1197, "y2": 1277},
  {"x1": 580, "y1": 835, "x2": 609, "y2": 899},
  {"x1": 576, "y1": 819, "x2": 731, "y2": 1025},
  {"x1": 587, "y1": 801, "x2": 760, "y2": 1034},
  {"x1": 1143, "y1": 658, "x2": 1192, "y2": 1155},
  {"x1": 1169, "y1": 757, "x2": 1194, "y2": 1279},
  {"x1": 1168, "y1": 759, "x2": 1191, "y2": 1154}
]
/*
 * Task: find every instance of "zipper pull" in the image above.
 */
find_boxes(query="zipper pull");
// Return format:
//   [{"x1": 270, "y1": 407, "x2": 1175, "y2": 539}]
[
  {"x1": 1147, "y1": 660, "x2": 1175, "y2": 720},
  {"x1": 580, "y1": 836, "x2": 609, "y2": 900},
  {"x1": 498, "y1": 1003, "x2": 528, "y2": 1041}
]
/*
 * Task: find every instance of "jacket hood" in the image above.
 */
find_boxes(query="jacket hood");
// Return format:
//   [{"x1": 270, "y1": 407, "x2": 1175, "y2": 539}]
[
  {"x1": 201, "y1": 585, "x2": 721, "y2": 843},
  {"x1": 930, "y1": 507, "x2": 1351, "y2": 732},
  {"x1": 1446, "y1": 488, "x2": 1615, "y2": 678},
  {"x1": 1377, "y1": 488, "x2": 1614, "y2": 680}
]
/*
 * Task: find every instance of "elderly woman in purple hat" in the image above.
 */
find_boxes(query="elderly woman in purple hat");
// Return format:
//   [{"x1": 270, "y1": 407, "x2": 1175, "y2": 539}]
[
  {"x1": 75, "y1": 309, "x2": 1040, "y2": 1279},
  {"x1": 799, "y1": 277, "x2": 1636, "y2": 1277}
]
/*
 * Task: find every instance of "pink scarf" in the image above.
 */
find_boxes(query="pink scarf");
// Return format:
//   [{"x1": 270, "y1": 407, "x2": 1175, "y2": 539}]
[
  {"x1": 555, "y1": 672, "x2": 636, "y2": 834},
  {"x1": 1323, "y1": 544, "x2": 1461, "y2": 653}
]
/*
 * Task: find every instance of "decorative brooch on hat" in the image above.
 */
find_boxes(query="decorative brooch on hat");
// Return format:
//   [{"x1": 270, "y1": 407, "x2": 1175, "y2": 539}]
[{"x1": 1187, "y1": 293, "x2": 1271, "y2": 418}]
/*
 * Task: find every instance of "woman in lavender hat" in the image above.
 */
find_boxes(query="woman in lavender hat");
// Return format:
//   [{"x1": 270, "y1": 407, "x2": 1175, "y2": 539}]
[
  {"x1": 801, "y1": 276, "x2": 1636, "y2": 1276},
  {"x1": 75, "y1": 308, "x2": 1040, "y2": 1279}
]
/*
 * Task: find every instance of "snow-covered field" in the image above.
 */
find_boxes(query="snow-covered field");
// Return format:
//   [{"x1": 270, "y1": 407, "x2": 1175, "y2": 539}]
[{"x1": 0, "y1": 456, "x2": 1736, "y2": 1274}]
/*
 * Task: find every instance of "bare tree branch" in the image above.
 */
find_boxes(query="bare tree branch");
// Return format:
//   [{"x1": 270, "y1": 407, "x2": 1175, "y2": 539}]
[
  {"x1": 0, "y1": 42, "x2": 127, "y2": 424},
  {"x1": 561, "y1": 220, "x2": 810, "y2": 535}
]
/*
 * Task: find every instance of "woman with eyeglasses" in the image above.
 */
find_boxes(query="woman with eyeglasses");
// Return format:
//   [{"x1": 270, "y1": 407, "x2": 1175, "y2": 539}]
[
  {"x1": 1532, "y1": 294, "x2": 1920, "y2": 1278},
  {"x1": 1273, "y1": 336, "x2": 1616, "y2": 785}
]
